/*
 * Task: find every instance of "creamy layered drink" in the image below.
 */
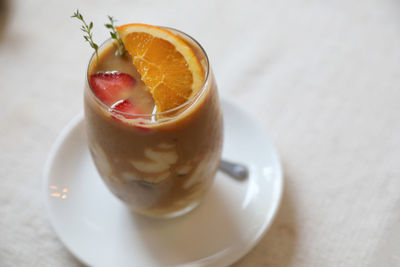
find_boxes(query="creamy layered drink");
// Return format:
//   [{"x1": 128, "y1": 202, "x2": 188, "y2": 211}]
[{"x1": 83, "y1": 23, "x2": 223, "y2": 217}]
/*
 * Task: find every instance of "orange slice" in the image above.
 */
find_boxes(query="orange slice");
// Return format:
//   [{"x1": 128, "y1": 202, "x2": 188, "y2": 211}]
[{"x1": 116, "y1": 23, "x2": 204, "y2": 112}]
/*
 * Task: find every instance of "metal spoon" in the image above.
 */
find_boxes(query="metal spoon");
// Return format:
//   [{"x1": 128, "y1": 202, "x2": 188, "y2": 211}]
[{"x1": 219, "y1": 159, "x2": 249, "y2": 180}]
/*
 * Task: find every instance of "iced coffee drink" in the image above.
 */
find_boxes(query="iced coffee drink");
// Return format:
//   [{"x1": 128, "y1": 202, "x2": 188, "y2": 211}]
[{"x1": 84, "y1": 24, "x2": 223, "y2": 218}]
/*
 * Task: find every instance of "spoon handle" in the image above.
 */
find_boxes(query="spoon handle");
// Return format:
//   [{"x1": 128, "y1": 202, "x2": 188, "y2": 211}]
[{"x1": 219, "y1": 159, "x2": 249, "y2": 180}]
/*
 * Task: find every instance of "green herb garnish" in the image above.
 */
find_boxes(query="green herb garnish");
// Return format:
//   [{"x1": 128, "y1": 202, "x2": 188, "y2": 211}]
[
  {"x1": 71, "y1": 10, "x2": 99, "y2": 61},
  {"x1": 105, "y1": 16, "x2": 126, "y2": 56}
]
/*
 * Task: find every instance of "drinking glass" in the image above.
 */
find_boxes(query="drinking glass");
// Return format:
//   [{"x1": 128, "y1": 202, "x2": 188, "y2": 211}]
[{"x1": 84, "y1": 28, "x2": 223, "y2": 218}]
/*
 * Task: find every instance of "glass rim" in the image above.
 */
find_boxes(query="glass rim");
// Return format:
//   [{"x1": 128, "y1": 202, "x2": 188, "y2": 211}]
[{"x1": 86, "y1": 26, "x2": 210, "y2": 118}]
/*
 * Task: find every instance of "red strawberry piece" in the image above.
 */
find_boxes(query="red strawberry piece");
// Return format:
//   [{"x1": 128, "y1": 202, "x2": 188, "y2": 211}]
[
  {"x1": 111, "y1": 99, "x2": 142, "y2": 119},
  {"x1": 112, "y1": 100, "x2": 151, "y2": 132},
  {"x1": 89, "y1": 72, "x2": 136, "y2": 106}
]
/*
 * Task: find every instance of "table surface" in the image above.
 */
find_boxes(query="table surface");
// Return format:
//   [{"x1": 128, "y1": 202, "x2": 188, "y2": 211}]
[{"x1": 1, "y1": 0, "x2": 399, "y2": 266}]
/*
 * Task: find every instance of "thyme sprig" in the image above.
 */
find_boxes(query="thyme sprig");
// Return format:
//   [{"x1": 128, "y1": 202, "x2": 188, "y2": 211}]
[
  {"x1": 105, "y1": 16, "x2": 126, "y2": 56},
  {"x1": 71, "y1": 10, "x2": 99, "y2": 61}
]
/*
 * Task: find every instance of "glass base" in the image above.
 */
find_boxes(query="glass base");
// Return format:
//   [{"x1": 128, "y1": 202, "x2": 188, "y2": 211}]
[{"x1": 130, "y1": 201, "x2": 202, "y2": 219}]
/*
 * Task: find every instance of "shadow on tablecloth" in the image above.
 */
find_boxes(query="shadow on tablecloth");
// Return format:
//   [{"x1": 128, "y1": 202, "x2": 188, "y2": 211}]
[
  {"x1": 63, "y1": 250, "x2": 86, "y2": 267},
  {"x1": 0, "y1": 0, "x2": 10, "y2": 42}
]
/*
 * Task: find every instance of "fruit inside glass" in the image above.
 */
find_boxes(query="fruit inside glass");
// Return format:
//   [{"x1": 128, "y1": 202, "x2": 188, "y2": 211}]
[{"x1": 84, "y1": 25, "x2": 223, "y2": 218}]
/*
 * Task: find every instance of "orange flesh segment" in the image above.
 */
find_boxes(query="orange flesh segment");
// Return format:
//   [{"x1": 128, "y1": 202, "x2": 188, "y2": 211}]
[{"x1": 116, "y1": 24, "x2": 204, "y2": 112}]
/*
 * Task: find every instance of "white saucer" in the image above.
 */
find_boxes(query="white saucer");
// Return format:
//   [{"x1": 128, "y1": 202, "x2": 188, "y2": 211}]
[{"x1": 43, "y1": 99, "x2": 283, "y2": 267}]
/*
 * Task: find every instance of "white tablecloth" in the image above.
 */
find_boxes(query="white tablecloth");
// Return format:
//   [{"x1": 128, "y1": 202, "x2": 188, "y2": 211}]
[{"x1": 1, "y1": 0, "x2": 399, "y2": 266}]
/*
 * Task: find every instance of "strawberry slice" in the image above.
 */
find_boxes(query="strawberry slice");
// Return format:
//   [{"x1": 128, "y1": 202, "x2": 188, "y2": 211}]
[
  {"x1": 111, "y1": 100, "x2": 151, "y2": 132},
  {"x1": 111, "y1": 99, "x2": 142, "y2": 119},
  {"x1": 89, "y1": 72, "x2": 136, "y2": 106}
]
